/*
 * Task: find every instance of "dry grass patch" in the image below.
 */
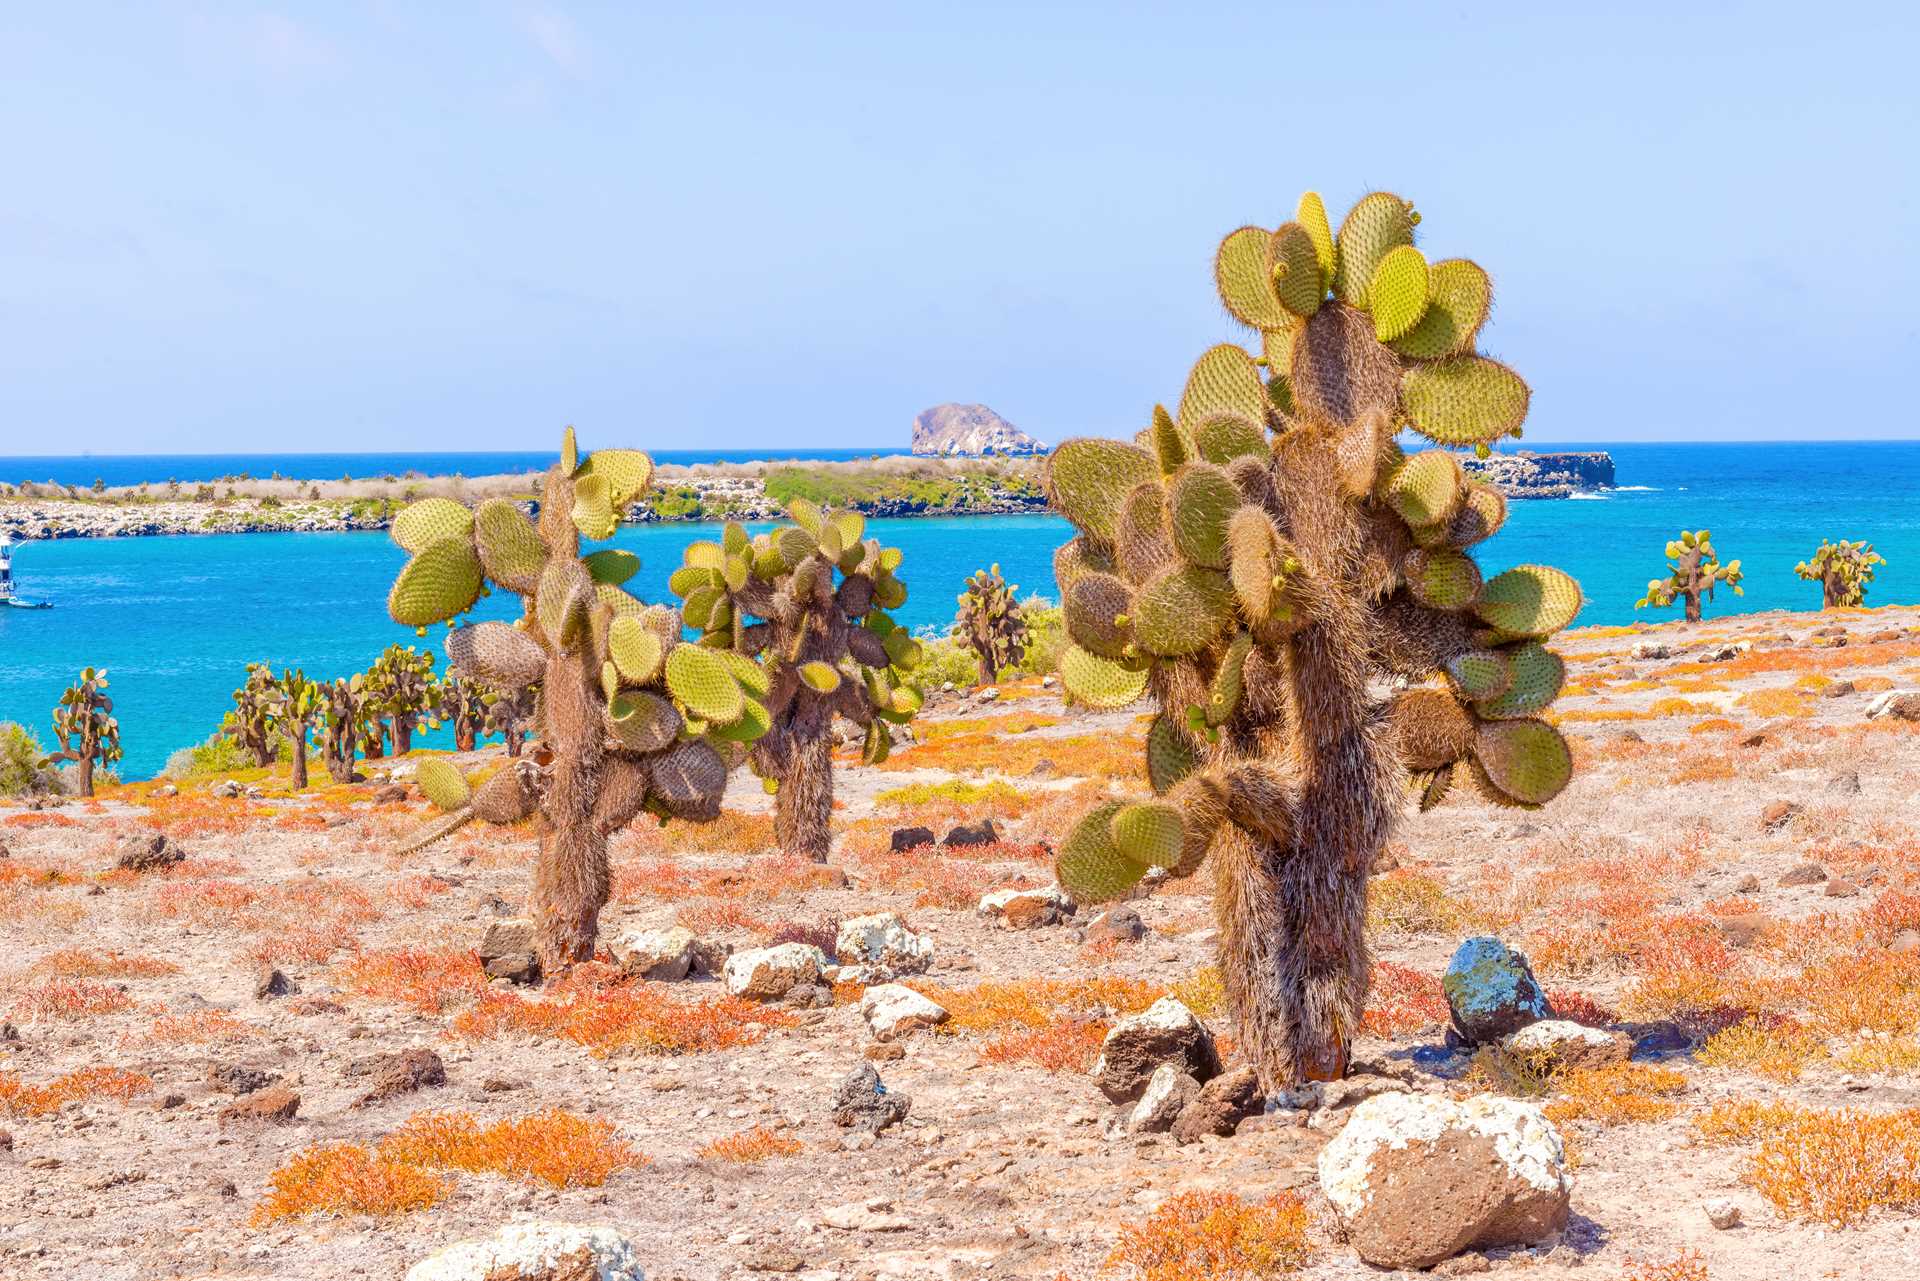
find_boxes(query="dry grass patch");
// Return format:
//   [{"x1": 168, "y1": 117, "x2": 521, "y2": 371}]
[
  {"x1": 0, "y1": 1067, "x2": 150, "y2": 1117},
  {"x1": 251, "y1": 1143, "x2": 451, "y2": 1224},
  {"x1": 380, "y1": 1108, "x2": 645, "y2": 1188},
  {"x1": 1544, "y1": 1063, "x2": 1687, "y2": 1127},
  {"x1": 700, "y1": 1126, "x2": 804, "y2": 1162},
  {"x1": 1104, "y1": 1190, "x2": 1311, "y2": 1280}
]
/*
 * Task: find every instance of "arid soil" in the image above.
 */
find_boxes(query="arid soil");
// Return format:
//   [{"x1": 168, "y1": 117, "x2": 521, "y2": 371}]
[{"x1": 3, "y1": 606, "x2": 1919, "y2": 1281}]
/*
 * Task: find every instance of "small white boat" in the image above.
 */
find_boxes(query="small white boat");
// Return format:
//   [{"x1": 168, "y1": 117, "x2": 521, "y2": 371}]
[{"x1": 0, "y1": 536, "x2": 52, "y2": 609}]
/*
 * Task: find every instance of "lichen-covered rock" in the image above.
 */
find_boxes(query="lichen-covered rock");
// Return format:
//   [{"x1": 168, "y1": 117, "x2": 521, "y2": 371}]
[
  {"x1": 724, "y1": 943, "x2": 828, "y2": 1000},
  {"x1": 977, "y1": 886, "x2": 1068, "y2": 930},
  {"x1": 859, "y1": 983, "x2": 948, "y2": 1042},
  {"x1": 404, "y1": 1221, "x2": 645, "y2": 1281},
  {"x1": 1092, "y1": 996, "x2": 1221, "y2": 1103},
  {"x1": 616, "y1": 926, "x2": 696, "y2": 981},
  {"x1": 1866, "y1": 689, "x2": 1920, "y2": 721},
  {"x1": 1499, "y1": 1020, "x2": 1630, "y2": 1074},
  {"x1": 835, "y1": 912, "x2": 933, "y2": 982},
  {"x1": 1318, "y1": 1092, "x2": 1571, "y2": 1270},
  {"x1": 1442, "y1": 938, "x2": 1550, "y2": 1045}
]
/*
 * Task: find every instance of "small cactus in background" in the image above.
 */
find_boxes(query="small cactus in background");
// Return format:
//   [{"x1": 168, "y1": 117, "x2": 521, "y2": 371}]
[
  {"x1": 955, "y1": 564, "x2": 1029, "y2": 685},
  {"x1": 318, "y1": 675, "x2": 364, "y2": 784},
  {"x1": 670, "y1": 505, "x2": 923, "y2": 862},
  {"x1": 274, "y1": 668, "x2": 323, "y2": 790},
  {"x1": 483, "y1": 683, "x2": 537, "y2": 758},
  {"x1": 436, "y1": 673, "x2": 493, "y2": 752},
  {"x1": 45, "y1": 667, "x2": 122, "y2": 798},
  {"x1": 364, "y1": 644, "x2": 440, "y2": 755},
  {"x1": 221, "y1": 663, "x2": 281, "y2": 768},
  {"x1": 1795, "y1": 538, "x2": 1884, "y2": 608},
  {"x1": 388, "y1": 428, "x2": 768, "y2": 971},
  {"x1": 1636, "y1": 530, "x2": 1742, "y2": 622},
  {"x1": 1045, "y1": 190, "x2": 1581, "y2": 1088}
]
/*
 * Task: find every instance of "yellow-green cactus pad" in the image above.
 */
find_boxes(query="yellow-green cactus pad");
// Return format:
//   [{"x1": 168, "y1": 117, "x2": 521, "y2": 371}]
[
  {"x1": 1177, "y1": 344, "x2": 1267, "y2": 431},
  {"x1": 666, "y1": 643, "x2": 743, "y2": 724},
  {"x1": 1206, "y1": 631, "x2": 1252, "y2": 726},
  {"x1": 391, "y1": 498, "x2": 474, "y2": 554},
  {"x1": 1475, "y1": 564, "x2": 1583, "y2": 637},
  {"x1": 1400, "y1": 356, "x2": 1531, "y2": 447},
  {"x1": 389, "y1": 537, "x2": 484, "y2": 627},
  {"x1": 1226, "y1": 506, "x2": 1290, "y2": 623},
  {"x1": 1214, "y1": 225, "x2": 1290, "y2": 330},
  {"x1": 774, "y1": 525, "x2": 817, "y2": 570},
  {"x1": 831, "y1": 511, "x2": 865, "y2": 550},
  {"x1": 1473, "y1": 718, "x2": 1573, "y2": 806},
  {"x1": 415, "y1": 758, "x2": 472, "y2": 812},
  {"x1": 609, "y1": 689, "x2": 681, "y2": 753},
  {"x1": 582, "y1": 549, "x2": 640, "y2": 586},
  {"x1": 1056, "y1": 801, "x2": 1148, "y2": 904},
  {"x1": 649, "y1": 738, "x2": 727, "y2": 805},
  {"x1": 1333, "y1": 192, "x2": 1417, "y2": 307},
  {"x1": 1167, "y1": 463, "x2": 1240, "y2": 569},
  {"x1": 1060, "y1": 645, "x2": 1150, "y2": 709},
  {"x1": 1133, "y1": 565, "x2": 1234, "y2": 657},
  {"x1": 473, "y1": 499, "x2": 546, "y2": 593},
  {"x1": 1368, "y1": 244, "x2": 1430, "y2": 342},
  {"x1": 560, "y1": 425, "x2": 579, "y2": 472},
  {"x1": 786, "y1": 498, "x2": 824, "y2": 537},
  {"x1": 1045, "y1": 439, "x2": 1158, "y2": 545},
  {"x1": 1065, "y1": 571, "x2": 1137, "y2": 660},
  {"x1": 571, "y1": 473, "x2": 618, "y2": 541},
  {"x1": 1447, "y1": 481, "x2": 1508, "y2": 548},
  {"x1": 683, "y1": 541, "x2": 725, "y2": 571},
  {"x1": 1445, "y1": 648, "x2": 1512, "y2": 702},
  {"x1": 1149, "y1": 404, "x2": 1195, "y2": 473},
  {"x1": 1474, "y1": 643, "x2": 1565, "y2": 719},
  {"x1": 1261, "y1": 323, "x2": 1294, "y2": 378},
  {"x1": 1390, "y1": 258, "x2": 1491, "y2": 360},
  {"x1": 1405, "y1": 548, "x2": 1483, "y2": 611},
  {"x1": 680, "y1": 584, "x2": 726, "y2": 632},
  {"x1": 536, "y1": 558, "x2": 592, "y2": 648},
  {"x1": 668, "y1": 565, "x2": 721, "y2": 598},
  {"x1": 1054, "y1": 538, "x2": 1116, "y2": 597},
  {"x1": 1381, "y1": 450, "x2": 1463, "y2": 527},
  {"x1": 576, "y1": 449, "x2": 653, "y2": 505},
  {"x1": 1146, "y1": 713, "x2": 1198, "y2": 795},
  {"x1": 608, "y1": 616, "x2": 664, "y2": 684},
  {"x1": 717, "y1": 649, "x2": 771, "y2": 698},
  {"x1": 595, "y1": 584, "x2": 648, "y2": 619},
  {"x1": 1190, "y1": 412, "x2": 1267, "y2": 465},
  {"x1": 798, "y1": 661, "x2": 842, "y2": 693},
  {"x1": 1296, "y1": 190, "x2": 1337, "y2": 287},
  {"x1": 1111, "y1": 801, "x2": 1186, "y2": 869},
  {"x1": 1267, "y1": 221, "x2": 1324, "y2": 319},
  {"x1": 446, "y1": 621, "x2": 547, "y2": 688}
]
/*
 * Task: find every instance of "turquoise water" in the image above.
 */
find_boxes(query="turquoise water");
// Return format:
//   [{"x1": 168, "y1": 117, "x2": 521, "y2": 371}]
[{"x1": 4, "y1": 442, "x2": 1916, "y2": 780}]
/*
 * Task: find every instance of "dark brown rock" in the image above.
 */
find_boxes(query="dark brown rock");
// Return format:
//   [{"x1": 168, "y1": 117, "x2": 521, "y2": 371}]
[
  {"x1": 1170, "y1": 1066, "x2": 1264, "y2": 1143},
  {"x1": 1824, "y1": 680, "x2": 1856, "y2": 698},
  {"x1": 1779, "y1": 862, "x2": 1828, "y2": 887},
  {"x1": 831, "y1": 1063, "x2": 910, "y2": 1133},
  {"x1": 943, "y1": 819, "x2": 999, "y2": 849},
  {"x1": 1712, "y1": 914, "x2": 1772, "y2": 950},
  {"x1": 113, "y1": 834, "x2": 184, "y2": 873},
  {"x1": 206, "y1": 1063, "x2": 279, "y2": 1095},
  {"x1": 1760, "y1": 801, "x2": 1802, "y2": 831},
  {"x1": 218, "y1": 1085, "x2": 299, "y2": 1125},
  {"x1": 1825, "y1": 877, "x2": 1862, "y2": 899},
  {"x1": 864, "y1": 1042, "x2": 906, "y2": 1062},
  {"x1": 1092, "y1": 998, "x2": 1220, "y2": 1103},
  {"x1": 254, "y1": 968, "x2": 297, "y2": 1000},
  {"x1": 484, "y1": 952, "x2": 541, "y2": 984},
  {"x1": 1085, "y1": 906, "x2": 1147, "y2": 945},
  {"x1": 889, "y1": 826, "x2": 936, "y2": 853},
  {"x1": 351, "y1": 1048, "x2": 446, "y2": 1107}
]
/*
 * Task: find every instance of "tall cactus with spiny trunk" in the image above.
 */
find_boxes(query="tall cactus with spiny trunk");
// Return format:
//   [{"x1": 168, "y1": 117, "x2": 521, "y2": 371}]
[
  {"x1": 956, "y1": 564, "x2": 1028, "y2": 685},
  {"x1": 1046, "y1": 190, "x2": 1582, "y2": 1088},
  {"x1": 223, "y1": 663, "x2": 281, "y2": 768},
  {"x1": 483, "y1": 683, "x2": 537, "y2": 758},
  {"x1": 1795, "y1": 538, "x2": 1883, "y2": 609},
  {"x1": 319, "y1": 675, "x2": 364, "y2": 784},
  {"x1": 436, "y1": 673, "x2": 492, "y2": 752},
  {"x1": 365, "y1": 644, "x2": 439, "y2": 755},
  {"x1": 670, "y1": 505, "x2": 923, "y2": 862},
  {"x1": 45, "y1": 667, "x2": 121, "y2": 798},
  {"x1": 388, "y1": 428, "x2": 768, "y2": 971},
  {"x1": 274, "y1": 668, "x2": 322, "y2": 790},
  {"x1": 1636, "y1": 530, "x2": 1741, "y2": 623}
]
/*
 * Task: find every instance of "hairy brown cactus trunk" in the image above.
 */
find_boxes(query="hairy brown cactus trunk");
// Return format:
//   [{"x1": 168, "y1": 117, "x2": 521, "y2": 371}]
[
  {"x1": 75, "y1": 754, "x2": 94, "y2": 798},
  {"x1": 393, "y1": 719, "x2": 414, "y2": 756},
  {"x1": 454, "y1": 718, "x2": 476, "y2": 752},
  {"x1": 763, "y1": 714, "x2": 834, "y2": 863},
  {"x1": 530, "y1": 646, "x2": 611, "y2": 971},
  {"x1": 1823, "y1": 574, "x2": 1844, "y2": 609},
  {"x1": 1684, "y1": 587, "x2": 1703, "y2": 623},
  {"x1": 290, "y1": 733, "x2": 308, "y2": 790}
]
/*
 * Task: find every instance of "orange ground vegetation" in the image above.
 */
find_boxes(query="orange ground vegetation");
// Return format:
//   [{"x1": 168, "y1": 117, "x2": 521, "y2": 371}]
[
  {"x1": 143, "y1": 1008, "x2": 256, "y2": 1044},
  {"x1": 1544, "y1": 1063, "x2": 1688, "y2": 1127},
  {"x1": 337, "y1": 947, "x2": 489, "y2": 1014},
  {"x1": 250, "y1": 1143, "x2": 451, "y2": 1224},
  {"x1": 699, "y1": 1126, "x2": 805, "y2": 1162},
  {"x1": 0, "y1": 1067, "x2": 150, "y2": 1117},
  {"x1": 881, "y1": 729, "x2": 1144, "y2": 781},
  {"x1": 7, "y1": 978, "x2": 135, "y2": 1022},
  {"x1": 379, "y1": 1108, "x2": 645, "y2": 1188},
  {"x1": 451, "y1": 976, "x2": 794, "y2": 1056},
  {"x1": 1616, "y1": 1251, "x2": 1709, "y2": 1281},
  {"x1": 1104, "y1": 1191, "x2": 1311, "y2": 1281},
  {"x1": 28, "y1": 948, "x2": 179, "y2": 978},
  {"x1": 1361, "y1": 962, "x2": 1451, "y2": 1037}
]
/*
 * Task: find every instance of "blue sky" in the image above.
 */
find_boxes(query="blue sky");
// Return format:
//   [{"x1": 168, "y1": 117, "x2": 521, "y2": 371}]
[{"x1": 1, "y1": 3, "x2": 1915, "y2": 454}]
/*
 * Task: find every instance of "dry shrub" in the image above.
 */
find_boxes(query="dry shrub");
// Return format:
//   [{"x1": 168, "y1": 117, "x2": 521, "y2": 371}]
[
  {"x1": 1366, "y1": 869, "x2": 1477, "y2": 936},
  {"x1": 1168, "y1": 966, "x2": 1226, "y2": 1018},
  {"x1": 1792, "y1": 949, "x2": 1920, "y2": 1034},
  {"x1": 1104, "y1": 1190, "x2": 1311, "y2": 1280},
  {"x1": 144, "y1": 1008, "x2": 256, "y2": 1044},
  {"x1": 1692, "y1": 1097, "x2": 1805, "y2": 1146},
  {"x1": 677, "y1": 900, "x2": 771, "y2": 934},
  {"x1": 0, "y1": 1067, "x2": 150, "y2": 1117},
  {"x1": 1362, "y1": 962, "x2": 1450, "y2": 1037},
  {"x1": 1671, "y1": 750, "x2": 1738, "y2": 783},
  {"x1": 153, "y1": 878, "x2": 258, "y2": 925},
  {"x1": 451, "y1": 982, "x2": 792, "y2": 1056},
  {"x1": 1696, "y1": 1017, "x2": 1823, "y2": 1081},
  {"x1": 251, "y1": 1143, "x2": 450, "y2": 1224},
  {"x1": 619, "y1": 809, "x2": 776, "y2": 857},
  {"x1": 1747, "y1": 1107, "x2": 1920, "y2": 1226},
  {"x1": 29, "y1": 948, "x2": 178, "y2": 979},
  {"x1": 1738, "y1": 687, "x2": 1813, "y2": 718},
  {"x1": 917, "y1": 712, "x2": 1062, "y2": 742},
  {"x1": 980, "y1": 1018, "x2": 1108, "y2": 1072},
  {"x1": 380, "y1": 1108, "x2": 645, "y2": 1188},
  {"x1": 1834, "y1": 1035, "x2": 1920, "y2": 1074},
  {"x1": 1544, "y1": 1063, "x2": 1687, "y2": 1127},
  {"x1": 700, "y1": 1126, "x2": 804, "y2": 1162},
  {"x1": 1543, "y1": 988, "x2": 1618, "y2": 1028},
  {"x1": 1617, "y1": 1251, "x2": 1708, "y2": 1281},
  {"x1": 337, "y1": 947, "x2": 487, "y2": 1014},
  {"x1": 1648, "y1": 696, "x2": 1711, "y2": 717},
  {"x1": 8, "y1": 978, "x2": 134, "y2": 1022},
  {"x1": 923, "y1": 976, "x2": 1164, "y2": 1036},
  {"x1": 874, "y1": 777, "x2": 1036, "y2": 815}
]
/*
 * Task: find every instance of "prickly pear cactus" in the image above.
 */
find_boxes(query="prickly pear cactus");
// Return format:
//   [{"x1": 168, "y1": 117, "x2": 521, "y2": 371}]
[
  {"x1": 364, "y1": 644, "x2": 440, "y2": 756},
  {"x1": 1795, "y1": 538, "x2": 1883, "y2": 609},
  {"x1": 669, "y1": 504, "x2": 922, "y2": 861},
  {"x1": 482, "y1": 683, "x2": 537, "y2": 758},
  {"x1": 1636, "y1": 530, "x2": 1741, "y2": 623},
  {"x1": 1045, "y1": 191, "x2": 1583, "y2": 1087},
  {"x1": 274, "y1": 668, "x2": 322, "y2": 790},
  {"x1": 222, "y1": 662, "x2": 282, "y2": 769},
  {"x1": 387, "y1": 428, "x2": 767, "y2": 970},
  {"x1": 45, "y1": 666, "x2": 122, "y2": 798},
  {"x1": 318, "y1": 675, "x2": 365, "y2": 784},
  {"x1": 436, "y1": 673, "x2": 493, "y2": 752},
  {"x1": 956, "y1": 564, "x2": 1029, "y2": 685}
]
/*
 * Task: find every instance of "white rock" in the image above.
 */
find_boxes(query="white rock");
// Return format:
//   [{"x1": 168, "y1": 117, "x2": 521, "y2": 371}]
[
  {"x1": 835, "y1": 912, "x2": 933, "y2": 982},
  {"x1": 1704, "y1": 1198, "x2": 1742, "y2": 1229},
  {"x1": 1630, "y1": 641, "x2": 1671, "y2": 660},
  {"x1": 405, "y1": 1221, "x2": 644, "y2": 1281},
  {"x1": 1866, "y1": 689, "x2": 1920, "y2": 720},
  {"x1": 723, "y1": 943, "x2": 828, "y2": 1000},
  {"x1": 1500, "y1": 1019, "x2": 1631, "y2": 1073},
  {"x1": 1318, "y1": 1091, "x2": 1571, "y2": 1271},
  {"x1": 616, "y1": 926, "x2": 695, "y2": 981},
  {"x1": 859, "y1": 984, "x2": 949, "y2": 1042},
  {"x1": 820, "y1": 1199, "x2": 912, "y2": 1232},
  {"x1": 1127, "y1": 1064, "x2": 1200, "y2": 1134}
]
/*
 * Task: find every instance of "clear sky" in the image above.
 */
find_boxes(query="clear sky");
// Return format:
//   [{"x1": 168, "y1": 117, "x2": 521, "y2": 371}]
[{"x1": 2, "y1": 3, "x2": 1916, "y2": 454}]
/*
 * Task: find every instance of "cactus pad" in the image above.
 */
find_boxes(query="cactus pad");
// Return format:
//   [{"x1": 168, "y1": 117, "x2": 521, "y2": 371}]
[
  {"x1": 571, "y1": 473, "x2": 618, "y2": 541},
  {"x1": 1333, "y1": 192, "x2": 1417, "y2": 307},
  {"x1": 1405, "y1": 548, "x2": 1483, "y2": 611},
  {"x1": 1060, "y1": 645, "x2": 1150, "y2": 709},
  {"x1": 1400, "y1": 356, "x2": 1530, "y2": 446},
  {"x1": 1168, "y1": 463, "x2": 1240, "y2": 569},
  {"x1": 1111, "y1": 802, "x2": 1186, "y2": 869},
  {"x1": 1296, "y1": 190, "x2": 1337, "y2": 286},
  {"x1": 576, "y1": 449, "x2": 653, "y2": 505},
  {"x1": 1207, "y1": 631, "x2": 1252, "y2": 726},
  {"x1": 1474, "y1": 643, "x2": 1564, "y2": 719},
  {"x1": 1178, "y1": 343, "x2": 1268, "y2": 431},
  {"x1": 389, "y1": 537, "x2": 484, "y2": 627},
  {"x1": 1226, "y1": 506, "x2": 1291, "y2": 623},
  {"x1": 608, "y1": 616, "x2": 664, "y2": 684},
  {"x1": 1065, "y1": 571, "x2": 1137, "y2": 660},
  {"x1": 1475, "y1": 565, "x2": 1583, "y2": 637},
  {"x1": 1473, "y1": 719, "x2": 1572, "y2": 805},
  {"x1": 391, "y1": 498, "x2": 475, "y2": 554},
  {"x1": 474, "y1": 499, "x2": 546, "y2": 593},
  {"x1": 1055, "y1": 801, "x2": 1148, "y2": 904},
  {"x1": 1390, "y1": 687, "x2": 1477, "y2": 771},
  {"x1": 798, "y1": 661, "x2": 842, "y2": 693},
  {"x1": 666, "y1": 643, "x2": 744, "y2": 724},
  {"x1": 583, "y1": 549, "x2": 641, "y2": 586},
  {"x1": 608, "y1": 690, "x2": 681, "y2": 753},
  {"x1": 1447, "y1": 481, "x2": 1508, "y2": 548},
  {"x1": 447, "y1": 621, "x2": 547, "y2": 688},
  {"x1": 1133, "y1": 565, "x2": 1235, "y2": 657},
  {"x1": 1390, "y1": 258, "x2": 1490, "y2": 359},
  {"x1": 1146, "y1": 714, "x2": 1198, "y2": 794},
  {"x1": 1190, "y1": 412, "x2": 1267, "y2": 464},
  {"x1": 1045, "y1": 439, "x2": 1159, "y2": 545},
  {"x1": 1445, "y1": 648, "x2": 1512, "y2": 701},
  {"x1": 415, "y1": 758, "x2": 472, "y2": 811},
  {"x1": 1381, "y1": 450, "x2": 1463, "y2": 528},
  {"x1": 536, "y1": 559, "x2": 592, "y2": 649},
  {"x1": 649, "y1": 738, "x2": 727, "y2": 804},
  {"x1": 1148, "y1": 404, "x2": 1194, "y2": 473},
  {"x1": 1215, "y1": 226, "x2": 1290, "y2": 330},
  {"x1": 1268, "y1": 222, "x2": 1324, "y2": 318},
  {"x1": 1368, "y1": 245, "x2": 1430, "y2": 342},
  {"x1": 471, "y1": 769, "x2": 536, "y2": 825}
]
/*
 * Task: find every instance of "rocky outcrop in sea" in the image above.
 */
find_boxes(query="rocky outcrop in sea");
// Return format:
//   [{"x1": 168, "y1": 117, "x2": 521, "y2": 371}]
[
  {"x1": 1461, "y1": 451, "x2": 1614, "y2": 499},
  {"x1": 910, "y1": 404, "x2": 1046, "y2": 456}
]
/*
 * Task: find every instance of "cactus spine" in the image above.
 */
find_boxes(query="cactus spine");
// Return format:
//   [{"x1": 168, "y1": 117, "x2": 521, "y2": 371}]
[
  {"x1": 389, "y1": 428, "x2": 768, "y2": 971},
  {"x1": 670, "y1": 505, "x2": 923, "y2": 862},
  {"x1": 45, "y1": 666, "x2": 121, "y2": 798},
  {"x1": 1795, "y1": 538, "x2": 1883, "y2": 608},
  {"x1": 956, "y1": 564, "x2": 1029, "y2": 685},
  {"x1": 222, "y1": 663, "x2": 281, "y2": 768},
  {"x1": 1046, "y1": 190, "x2": 1582, "y2": 1087},
  {"x1": 1635, "y1": 530, "x2": 1742, "y2": 622}
]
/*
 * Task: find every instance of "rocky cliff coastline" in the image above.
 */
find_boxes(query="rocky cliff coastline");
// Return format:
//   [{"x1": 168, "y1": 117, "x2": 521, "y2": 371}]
[{"x1": 1462, "y1": 450, "x2": 1614, "y2": 499}]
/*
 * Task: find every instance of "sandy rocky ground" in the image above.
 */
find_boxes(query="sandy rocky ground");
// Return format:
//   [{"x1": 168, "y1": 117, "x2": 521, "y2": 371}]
[{"x1": 3, "y1": 607, "x2": 1920, "y2": 1280}]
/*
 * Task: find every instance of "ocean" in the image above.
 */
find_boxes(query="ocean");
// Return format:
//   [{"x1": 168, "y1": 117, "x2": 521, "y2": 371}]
[{"x1": 3, "y1": 441, "x2": 1915, "y2": 780}]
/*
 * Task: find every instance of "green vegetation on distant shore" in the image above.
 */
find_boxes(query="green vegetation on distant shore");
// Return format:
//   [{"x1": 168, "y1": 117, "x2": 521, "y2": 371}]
[{"x1": 762, "y1": 465, "x2": 1040, "y2": 512}]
